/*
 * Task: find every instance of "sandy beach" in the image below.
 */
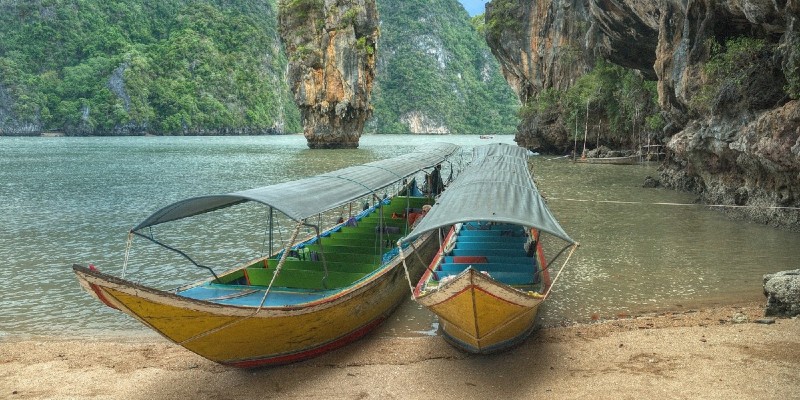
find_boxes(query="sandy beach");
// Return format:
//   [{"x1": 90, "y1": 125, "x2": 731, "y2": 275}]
[{"x1": 1, "y1": 302, "x2": 798, "y2": 399}]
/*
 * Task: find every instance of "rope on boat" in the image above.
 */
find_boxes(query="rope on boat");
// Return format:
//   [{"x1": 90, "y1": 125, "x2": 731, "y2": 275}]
[
  {"x1": 121, "y1": 231, "x2": 134, "y2": 279},
  {"x1": 257, "y1": 221, "x2": 305, "y2": 310},
  {"x1": 543, "y1": 243, "x2": 579, "y2": 301},
  {"x1": 177, "y1": 221, "x2": 305, "y2": 346},
  {"x1": 398, "y1": 241, "x2": 417, "y2": 299},
  {"x1": 549, "y1": 197, "x2": 800, "y2": 211}
]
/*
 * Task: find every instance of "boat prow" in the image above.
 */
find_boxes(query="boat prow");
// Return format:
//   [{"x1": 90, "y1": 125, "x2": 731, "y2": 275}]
[{"x1": 416, "y1": 267, "x2": 545, "y2": 353}]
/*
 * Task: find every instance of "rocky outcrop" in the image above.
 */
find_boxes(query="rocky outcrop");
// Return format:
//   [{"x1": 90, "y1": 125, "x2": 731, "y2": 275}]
[
  {"x1": 484, "y1": 0, "x2": 594, "y2": 151},
  {"x1": 400, "y1": 111, "x2": 450, "y2": 134},
  {"x1": 642, "y1": 1, "x2": 800, "y2": 230},
  {"x1": 485, "y1": 0, "x2": 800, "y2": 229},
  {"x1": 279, "y1": 0, "x2": 379, "y2": 149},
  {"x1": 763, "y1": 269, "x2": 800, "y2": 317},
  {"x1": 0, "y1": 84, "x2": 42, "y2": 135},
  {"x1": 661, "y1": 100, "x2": 800, "y2": 229}
]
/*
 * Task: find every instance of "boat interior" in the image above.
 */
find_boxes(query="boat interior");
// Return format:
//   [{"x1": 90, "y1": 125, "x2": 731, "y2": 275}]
[
  {"x1": 175, "y1": 195, "x2": 434, "y2": 307},
  {"x1": 424, "y1": 222, "x2": 542, "y2": 289}
]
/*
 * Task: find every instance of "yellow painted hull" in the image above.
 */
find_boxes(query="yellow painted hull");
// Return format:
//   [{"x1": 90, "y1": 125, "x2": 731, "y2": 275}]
[
  {"x1": 416, "y1": 268, "x2": 544, "y2": 353},
  {"x1": 74, "y1": 233, "x2": 435, "y2": 368}
]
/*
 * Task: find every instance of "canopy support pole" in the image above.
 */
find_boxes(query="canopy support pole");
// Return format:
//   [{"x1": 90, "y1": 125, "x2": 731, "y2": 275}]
[
  {"x1": 376, "y1": 194, "x2": 384, "y2": 258},
  {"x1": 269, "y1": 207, "x2": 274, "y2": 256},
  {"x1": 310, "y1": 222, "x2": 329, "y2": 289},
  {"x1": 536, "y1": 242, "x2": 574, "y2": 278}
]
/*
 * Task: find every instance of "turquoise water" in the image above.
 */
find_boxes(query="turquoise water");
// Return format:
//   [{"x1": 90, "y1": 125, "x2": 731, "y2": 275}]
[{"x1": 1, "y1": 134, "x2": 798, "y2": 339}]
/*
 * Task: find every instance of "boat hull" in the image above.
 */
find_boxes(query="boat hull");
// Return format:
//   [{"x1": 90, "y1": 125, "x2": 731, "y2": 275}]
[
  {"x1": 417, "y1": 268, "x2": 544, "y2": 354},
  {"x1": 574, "y1": 155, "x2": 639, "y2": 165},
  {"x1": 73, "y1": 232, "x2": 436, "y2": 368}
]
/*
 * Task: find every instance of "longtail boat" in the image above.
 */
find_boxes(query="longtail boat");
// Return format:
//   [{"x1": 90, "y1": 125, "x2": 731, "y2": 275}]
[
  {"x1": 398, "y1": 143, "x2": 578, "y2": 353},
  {"x1": 73, "y1": 143, "x2": 460, "y2": 368}
]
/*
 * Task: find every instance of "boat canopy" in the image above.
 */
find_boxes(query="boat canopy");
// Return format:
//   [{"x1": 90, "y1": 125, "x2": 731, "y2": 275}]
[
  {"x1": 132, "y1": 142, "x2": 460, "y2": 231},
  {"x1": 399, "y1": 143, "x2": 575, "y2": 244}
]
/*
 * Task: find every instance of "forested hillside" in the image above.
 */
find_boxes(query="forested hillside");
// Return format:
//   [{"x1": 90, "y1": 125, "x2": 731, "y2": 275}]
[
  {"x1": 371, "y1": 0, "x2": 519, "y2": 134},
  {"x1": 0, "y1": 0, "x2": 518, "y2": 136},
  {"x1": 0, "y1": 0, "x2": 300, "y2": 135}
]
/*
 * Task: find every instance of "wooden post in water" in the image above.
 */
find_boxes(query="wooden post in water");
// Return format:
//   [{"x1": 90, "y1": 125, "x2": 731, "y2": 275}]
[{"x1": 582, "y1": 100, "x2": 589, "y2": 158}]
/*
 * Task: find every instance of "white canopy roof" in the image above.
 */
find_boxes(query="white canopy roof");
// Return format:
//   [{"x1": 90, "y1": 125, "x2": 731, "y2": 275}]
[
  {"x1": 133, "y1": 142, "x2": 460, "y2": 231},
  {"x1": 400, "y1": 143, "x2": 575, "y2": 244}
]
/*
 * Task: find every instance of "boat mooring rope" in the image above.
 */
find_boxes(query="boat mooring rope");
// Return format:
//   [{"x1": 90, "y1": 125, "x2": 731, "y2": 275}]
[
  {"x1": 398, "y1": 242, "x2": 417, "y2": 298},
  {"x1": 549, "y1": 197, "x2": 800, "y2": 211},
  {"x1": 542, "y1": 243, "x2": 579, "y2": 301},
  {"x1": 121, "y1": 231, "x2": 134, "y2": 279}
]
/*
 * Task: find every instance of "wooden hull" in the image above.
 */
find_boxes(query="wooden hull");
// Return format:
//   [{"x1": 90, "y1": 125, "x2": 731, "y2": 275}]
[
  {"x1": 574, "y1": 155, "x2": 639, "y2": 165},
  {"x1": 417, "y1": 268, "x2": 544, "y2": 353},
  {"x1": 414, "y1": 225, "x2": 550, "y2": 354},
  {"x1": 73, "y1": 232, "x2": 436, "y2": 368}
]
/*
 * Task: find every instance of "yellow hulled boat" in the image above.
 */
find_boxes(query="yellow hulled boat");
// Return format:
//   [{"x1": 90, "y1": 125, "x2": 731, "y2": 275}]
[
  {"x1": 398, "y1": 143, "x2": 578, "y2": 353},
  {"x1": 74, "y1": 143, "x2": 460, "y2": 367}
]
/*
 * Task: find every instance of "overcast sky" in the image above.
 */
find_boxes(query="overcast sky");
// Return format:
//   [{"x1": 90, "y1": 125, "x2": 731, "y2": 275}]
[{"x1": 459, "y1": 0, "x2": 488, "y2": 16}]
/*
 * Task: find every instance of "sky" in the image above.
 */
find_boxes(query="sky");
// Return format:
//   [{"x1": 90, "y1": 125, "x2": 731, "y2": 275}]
[{"x1": 459, "y1": 0, "x2": 488, "y2": 16}]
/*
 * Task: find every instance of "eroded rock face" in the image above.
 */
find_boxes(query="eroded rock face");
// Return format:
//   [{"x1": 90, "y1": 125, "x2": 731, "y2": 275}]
[
  {"x1": 647, "y1": 1, "x2": 800, "y2": 230},
  {"x1": 485, "y1": 0, "x2": 593, "y2": 104},
  {"x1": 661, "y1": 101, "x2": 800, "y2": 229},
  {"x1": 279, "y1": 0, "x2": 379, "y2": 149},
  {"x1": 486, "y1": 0, "x2": 800, "y2": 229}
]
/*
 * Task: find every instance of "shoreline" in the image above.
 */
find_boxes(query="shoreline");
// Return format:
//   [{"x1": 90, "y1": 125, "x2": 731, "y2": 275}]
[{"x1": 2, "y1": 302, "x2": 798, "y2": 399}]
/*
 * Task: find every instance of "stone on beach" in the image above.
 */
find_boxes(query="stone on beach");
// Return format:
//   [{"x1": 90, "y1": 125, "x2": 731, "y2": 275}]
[{"x1": 763, "y1": 269, "x2": 800, "y2": 317}]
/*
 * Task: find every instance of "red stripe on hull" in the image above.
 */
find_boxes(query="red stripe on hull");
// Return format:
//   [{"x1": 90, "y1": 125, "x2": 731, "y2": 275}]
[{"x1": 90, "y1": 283, "x2": 120, "y2": 310}]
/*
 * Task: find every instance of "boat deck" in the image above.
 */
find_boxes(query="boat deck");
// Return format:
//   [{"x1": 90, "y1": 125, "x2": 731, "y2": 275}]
[{"x1": 178, "y1": 284, "x2": 336, "y2": 307}]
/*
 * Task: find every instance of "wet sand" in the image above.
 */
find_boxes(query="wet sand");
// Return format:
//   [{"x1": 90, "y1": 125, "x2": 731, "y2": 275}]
[{"x1": 1, "y1": 302, "x2": 798, "y2": 399}]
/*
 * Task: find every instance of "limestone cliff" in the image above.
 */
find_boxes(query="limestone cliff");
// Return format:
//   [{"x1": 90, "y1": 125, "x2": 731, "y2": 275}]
[
  {"x1": 279, "y1": 0, "x2": 379, "y2": 148},
  {"x1": 486, "y1": 0, "x2": 800, "y2": 229}
]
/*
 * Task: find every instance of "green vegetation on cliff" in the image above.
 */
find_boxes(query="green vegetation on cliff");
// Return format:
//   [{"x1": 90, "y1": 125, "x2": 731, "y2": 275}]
[
  {"x1": 690, "y1": 36, "x2": 787, "y2": 117},
  {"x1": 522, "y1": 59, "x2": 662, "y2": 148},
  {"x1": 371, "y1": 0, "x2": 519, "y2": 134},
  {"x1": 0, "y1": 0, "x2": 300, "y2": 135}
]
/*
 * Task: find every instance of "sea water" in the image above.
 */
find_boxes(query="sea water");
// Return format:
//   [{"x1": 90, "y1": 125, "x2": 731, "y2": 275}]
[{"x1": 1, "y1": 134, "x2": 798, "y2": 339}]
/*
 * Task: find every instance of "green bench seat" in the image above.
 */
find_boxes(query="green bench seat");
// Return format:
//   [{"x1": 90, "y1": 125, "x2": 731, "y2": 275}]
[
  {"x1": 264, "y1": 259, "x2": 377, "y2": 274},
  {"x1": 303, "y1": 244, "x2": 392, "y2": 255},
  {"x1": 244, "y1": 268, "x2": 367, "y2": 290}
]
